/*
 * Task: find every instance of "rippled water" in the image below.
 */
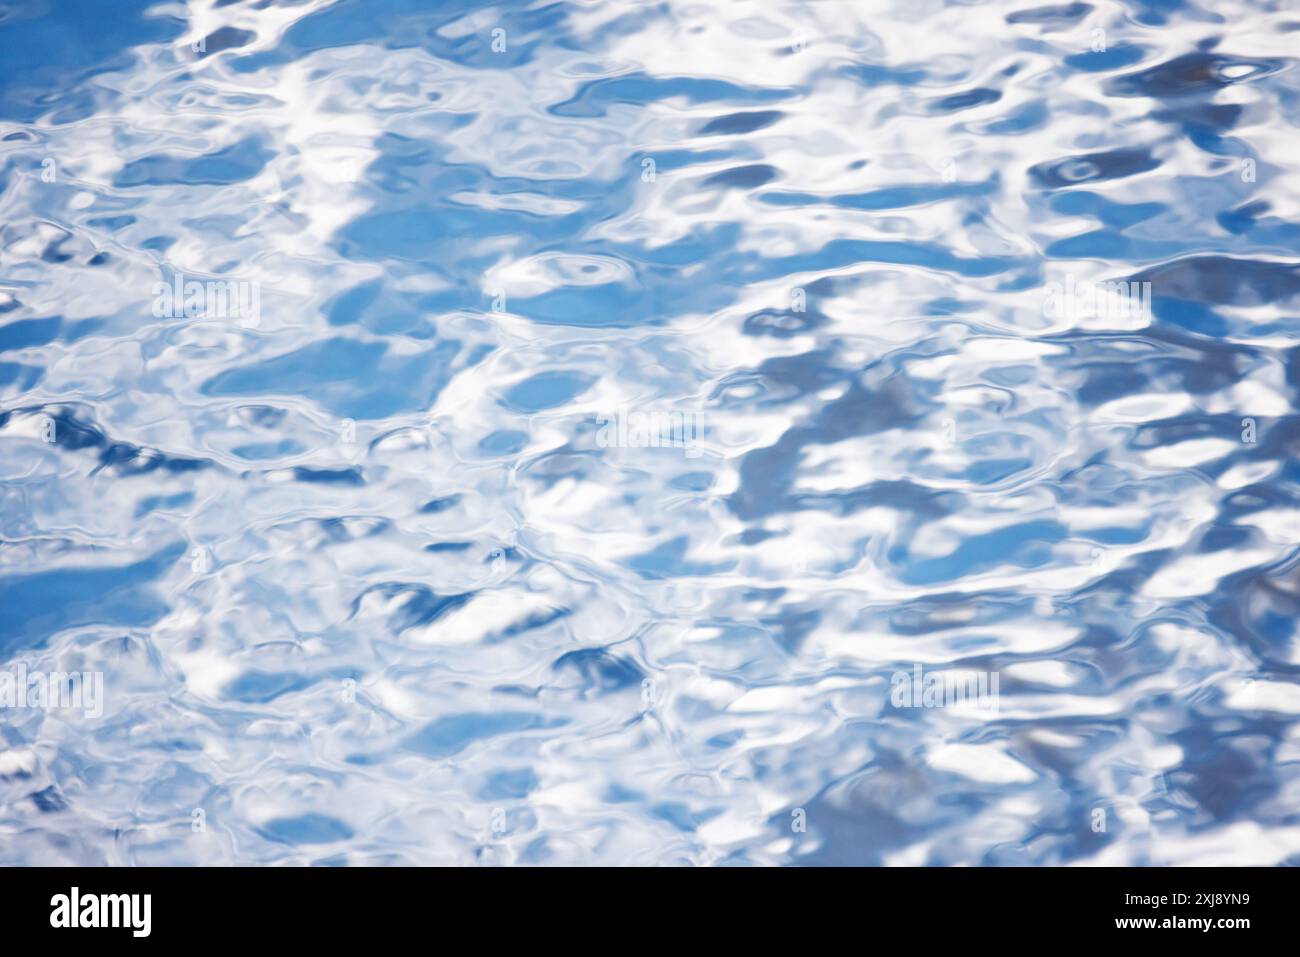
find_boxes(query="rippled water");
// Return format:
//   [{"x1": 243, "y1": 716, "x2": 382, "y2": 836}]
[{"x1": 2, "y1": 0, "x2": 1299, "y2": 866}]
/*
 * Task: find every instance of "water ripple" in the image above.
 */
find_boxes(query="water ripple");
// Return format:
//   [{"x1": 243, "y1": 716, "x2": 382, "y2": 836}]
[{"x1": 1, "y1": 0, "x2": 1298, "y2": 866}]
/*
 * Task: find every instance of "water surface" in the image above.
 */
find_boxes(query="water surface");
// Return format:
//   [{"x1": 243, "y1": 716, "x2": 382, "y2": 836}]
[{"x1": 1, "y1": 0, "x2": 1299, "y2": 865}]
